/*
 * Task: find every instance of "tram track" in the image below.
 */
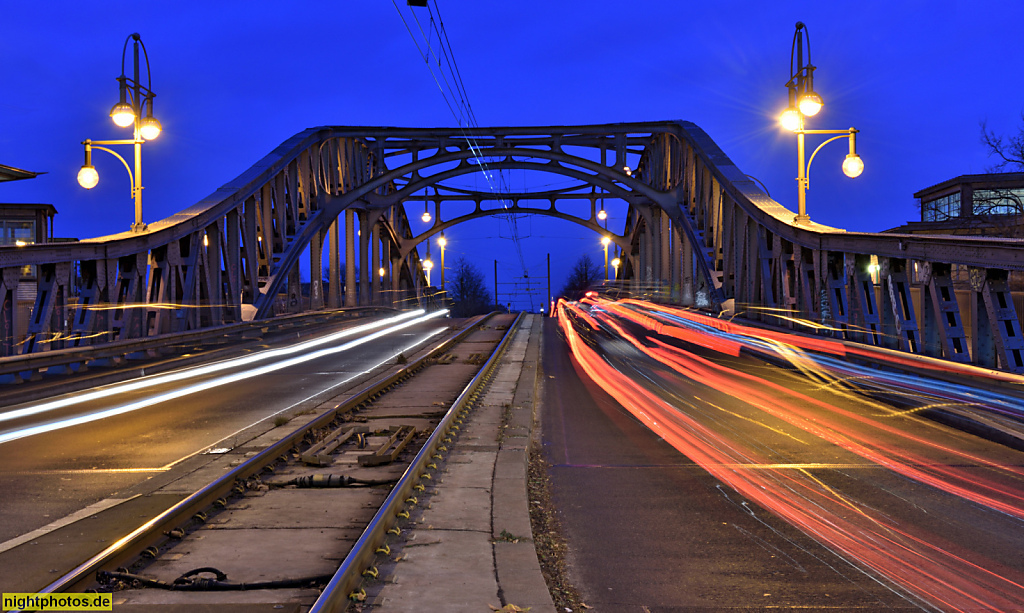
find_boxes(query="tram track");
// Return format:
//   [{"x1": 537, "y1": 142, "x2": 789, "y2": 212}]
[{"x1": 32, "y1": 311, "x2": 523, "y2": 612}]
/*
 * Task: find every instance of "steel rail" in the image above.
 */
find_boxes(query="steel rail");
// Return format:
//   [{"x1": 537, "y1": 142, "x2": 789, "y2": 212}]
[
  {"x1": 309, "y1": 311, "x2": 525, "y2": 613},
  {"x1": 37, "y1": 310, "x2": 492, "y2": 595}
]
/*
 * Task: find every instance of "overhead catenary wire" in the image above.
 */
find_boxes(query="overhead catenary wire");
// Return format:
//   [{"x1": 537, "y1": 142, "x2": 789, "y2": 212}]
[{"x1": 392, "y1": 0, "x2": 535, "y2": 311}]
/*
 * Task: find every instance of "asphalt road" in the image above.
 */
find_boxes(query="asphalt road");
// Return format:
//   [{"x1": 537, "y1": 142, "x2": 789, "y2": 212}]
[
  {"x1": 0, "y1": 315, "x2": 451, "y2": 547},
  {"x1": 540, "y1": 311, "x2": 1024, "y2": 612}
]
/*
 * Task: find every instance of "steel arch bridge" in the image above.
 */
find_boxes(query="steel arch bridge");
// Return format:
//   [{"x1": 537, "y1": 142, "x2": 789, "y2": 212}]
[{"x1": 3, "y1": 121, "x2": 1024, "y2": 373}]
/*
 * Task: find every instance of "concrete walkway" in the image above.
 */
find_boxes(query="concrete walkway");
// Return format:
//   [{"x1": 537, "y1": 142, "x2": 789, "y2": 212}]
[{"x1": 373, "y1": 314, "x2": 554, "y2": 612}]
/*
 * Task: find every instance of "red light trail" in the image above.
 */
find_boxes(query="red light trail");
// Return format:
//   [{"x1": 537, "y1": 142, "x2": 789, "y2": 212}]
[{"x1": 558, "y1": 298, "x2": 1024, "y2": 611}]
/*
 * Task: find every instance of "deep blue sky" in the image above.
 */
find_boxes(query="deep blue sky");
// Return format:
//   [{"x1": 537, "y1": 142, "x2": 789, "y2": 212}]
[{"x1": 3, "y1": 2, "x2": 1023, "y2": 310}]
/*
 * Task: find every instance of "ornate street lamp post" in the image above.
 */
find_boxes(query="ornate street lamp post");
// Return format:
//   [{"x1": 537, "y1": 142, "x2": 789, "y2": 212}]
[
  {"x1": 77, "y1": 33, "x2": 161, "y2": 233},
  {"x1": 779, "y1": 22, "x2": 863, "y2": 224}
]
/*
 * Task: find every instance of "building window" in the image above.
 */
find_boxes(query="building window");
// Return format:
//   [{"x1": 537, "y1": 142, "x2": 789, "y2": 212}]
[
  {"x1": 922, "y1": 192, "x2": 961, "y2": 221},
  {"x1": 973, "y1": 188, "x2": 1024, "y2": 216},
  {"x1": 0, "y1": 220, "x2": 36, "y2": 246}
]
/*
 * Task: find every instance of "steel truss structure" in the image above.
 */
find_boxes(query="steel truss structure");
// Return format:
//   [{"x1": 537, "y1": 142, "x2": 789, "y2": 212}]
[{"x1": 2, "y1": 121, "x2": 1023, "y2": 372}]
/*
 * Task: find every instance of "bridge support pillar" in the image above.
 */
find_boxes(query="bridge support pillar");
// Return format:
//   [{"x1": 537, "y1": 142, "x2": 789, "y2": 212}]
[
  {"x1": 669, "y1": 226, "x2": 681, "y2": 303},
  {"x1": 328, "y1": 219, "x2": 341, "y2": 309},
  {"x1": 681, "y1": 230, "x2": 694, "y2": 306},
  {"x1": 0, "y1": 267, "x2": 19, "y2": 357},
  {"x1": 660, "y1": 210, "x2": 671, "y2": 297},
  {"x1": 345, "y1": 210, "x2": 356, "y2": 307},
  {"x1": 359, "y1": 212, "x2": 370, "y2": 307},
  {"x1": 382, "y1": 236, "x2": 392, "y2": 308},
  {"x1": 640, "y1": 222, "x2": 650, "y2": 285},
  {"x1": 309, "y1": 228, "x2": 324, "y2": 311},
  {"x1": 287, "y1": 263, "x2": 301, "y2": 314},
  {"x1": 391, "y1": 254, "x2": 402, "y2": 308},
  {"x1": 370, "y1": 219, "x2": 380, "y2": 306}
]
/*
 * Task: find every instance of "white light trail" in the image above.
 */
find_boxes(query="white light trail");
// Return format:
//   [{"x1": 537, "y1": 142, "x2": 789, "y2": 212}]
[
  {"x1": 0, "y1": 310, "x2": 427, "y2": 425},
  {"x1": 0, "y1": 310, "x2": 449, "y2": 445}
]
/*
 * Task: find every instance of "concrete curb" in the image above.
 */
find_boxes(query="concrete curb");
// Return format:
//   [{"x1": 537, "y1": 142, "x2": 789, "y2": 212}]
[
  {"x1": 492, "y1": 315, "x2": 554, "y2": 611},
  {"x1": 372, "y1": 315, "x2": 555, "y2": 612}
]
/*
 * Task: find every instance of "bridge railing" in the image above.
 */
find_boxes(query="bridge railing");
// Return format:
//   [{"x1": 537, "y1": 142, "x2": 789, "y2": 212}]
[
  {"x1": 628, "y1": 122, "x2": 1024, "y2": 373},
  {"x1": 0, "y1": 128, "x2": 430, "y2": 357}
]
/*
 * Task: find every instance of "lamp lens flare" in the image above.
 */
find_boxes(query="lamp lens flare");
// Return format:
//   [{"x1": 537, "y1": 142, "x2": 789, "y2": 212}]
[
  {"x1": 798, "y1": 92, "x2": 823, "y2": 116},
  {"x1": 77, "y1": 165, "x2": 99, "y2": 189},
  {"x1": 842, "y1": 154, "x2": 864, "y2": 178},
  {"x1": 139, "y1": 116, "x2": 162, "y2": 140},
  {"x1": 601, "y1": 236, "x2": 612, "y2": 247},
  {"x1": 780, "y1": 108, "x2": 803, "y2": 132},
  {"x1": 109, "y1": 102, "x2": 135, "y2": 128}
]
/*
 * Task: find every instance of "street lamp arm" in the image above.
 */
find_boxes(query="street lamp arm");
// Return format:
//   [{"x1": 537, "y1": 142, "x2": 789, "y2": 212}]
[
  {"x1": 805, "y1": 133, "x2": 853, "y2": 190},
  {"x1": 88, "y1": 144, "x2": 136, "y2": 196},
  {"x1": 88, "y1": 139, "x2": 138, "y2": 146},
  {"x1": 797, "y1": 129, "x2": 858, "y2": 135}
]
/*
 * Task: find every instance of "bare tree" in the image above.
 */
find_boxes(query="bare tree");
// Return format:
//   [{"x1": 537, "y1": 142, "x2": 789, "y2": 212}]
[
  {"x1": 977, "y1": 116, "x2": 1024, "y2": 226},
  {"x1": 916, "y1": 118, "x2": 1024, "y2": 236},
  {"x1": 558, "y1": 254, "x2": 603, "y2": 301},
  {"x1": 447, "y1": 257, "x2": 492, "y2": 317},
  {"x1": 982, "y1": 114, "x2": 1024, "y2": 172}
]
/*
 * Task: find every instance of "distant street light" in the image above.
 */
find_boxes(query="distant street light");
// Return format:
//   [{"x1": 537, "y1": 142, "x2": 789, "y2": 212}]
[
  {"x1": 437, "y1": 232, "x2": 447, "y2": 290},
  {"x1": 611, "y1": 257, "x2": 621, "y2": 279},
  {"x1": 779, "y1": 22, "x2": 863, "y2": 224},
  {"x1": 423, "y1": 249, "x2": 434, "y2": 286},
  {"x1": 77, "y1": 33, "x2": 161, "y2": 233},
  {"x1": 601, "y1": 235, "x2": 612, "y2": 280}
]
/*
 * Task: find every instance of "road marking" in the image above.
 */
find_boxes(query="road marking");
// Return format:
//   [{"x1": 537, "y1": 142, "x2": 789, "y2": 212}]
[{"x1": 0, "y1": 495, "x2": 140, "y2": 554}]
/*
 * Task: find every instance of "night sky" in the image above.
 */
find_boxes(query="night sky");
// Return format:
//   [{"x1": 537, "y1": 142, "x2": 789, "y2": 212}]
[{"x1": 2, "y1": 2, "x2": 1023, "y2": 310}]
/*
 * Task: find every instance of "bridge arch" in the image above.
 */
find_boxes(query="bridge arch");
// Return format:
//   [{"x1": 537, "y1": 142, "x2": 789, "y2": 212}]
[{"x1": 5, "y1": 121, "x2": 1024, "y2": 373}]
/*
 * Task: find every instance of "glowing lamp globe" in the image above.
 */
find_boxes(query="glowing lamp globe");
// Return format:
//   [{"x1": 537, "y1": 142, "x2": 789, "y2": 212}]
[
  {"x1": 139, "y1": 116, "x2": 162, "y2": 140},
  {"x1": 597, "y1": 208, "x2": 607, "y2": 221},
  {"x1": 601, "y1": 236, "x2": 611, "y2": 247},
  {"x1": 423, "y1": 259, "x2": 433, "y2": 271},
  {"x1": 842, "y1": 154, "x2": 864, "y2": 178},
  {"x1": 109, "y1": 102, "x2": 135, "y2": 127},
  {"x1": 77, "y1": 165, "x2": 99, "y2": 189},
  {"x1": 779, "y1": 107, "x2": 802, "y2": 132},
  {"x1": 421, "y1": 211, "x2": 431, "y2": 223},
  {"x1": 798, "y1": 92, "x2": 823, "y2": 117}
]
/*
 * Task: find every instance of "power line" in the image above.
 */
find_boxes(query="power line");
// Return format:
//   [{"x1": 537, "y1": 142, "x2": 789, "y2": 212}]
[{"x1": 392, "y1": 0, "x2": 535, "y2": 310}]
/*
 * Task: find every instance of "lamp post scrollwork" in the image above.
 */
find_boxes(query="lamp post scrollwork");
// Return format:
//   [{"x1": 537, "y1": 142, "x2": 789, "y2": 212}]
[
  {"x1": 77, "y1": 33, "x2": 161, "y2": 233},
  {"x1": 779, "y1": 22, "x2": 863, "y2": 224}
]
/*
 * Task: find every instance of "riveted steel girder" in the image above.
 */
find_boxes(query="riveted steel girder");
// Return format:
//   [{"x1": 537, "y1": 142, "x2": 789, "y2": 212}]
[{"x1": 2, "y1": 121, "x2": 1024, "y2": 373}]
